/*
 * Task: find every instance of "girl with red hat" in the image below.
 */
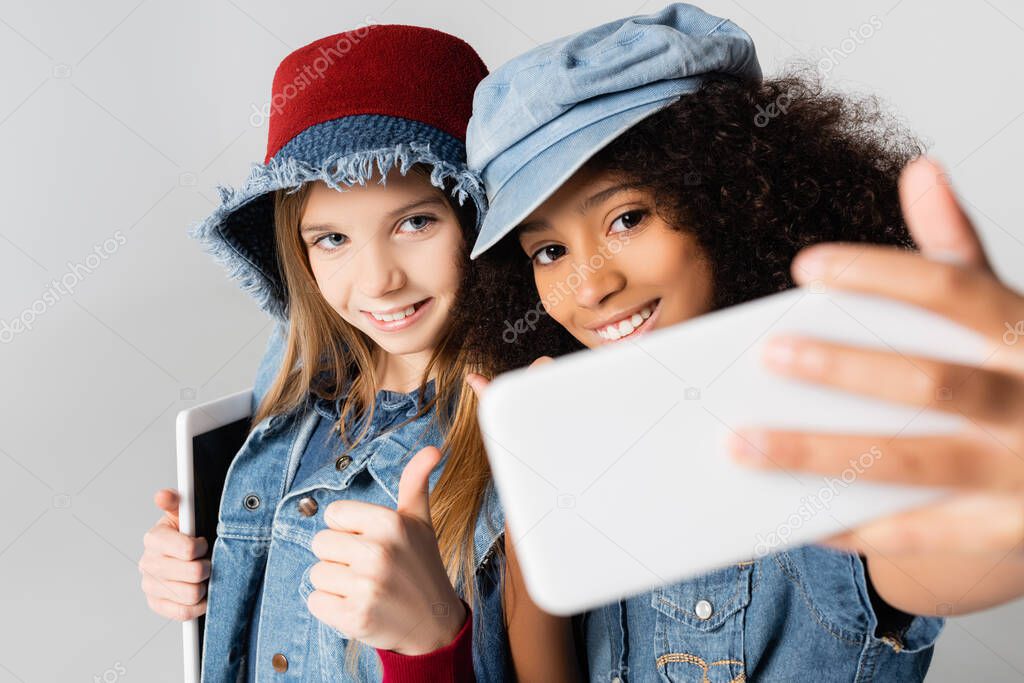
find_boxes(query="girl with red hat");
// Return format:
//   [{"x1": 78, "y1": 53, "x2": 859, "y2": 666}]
[{"x1": 138, "y1": 24, "x2": 509, "y2": 682}]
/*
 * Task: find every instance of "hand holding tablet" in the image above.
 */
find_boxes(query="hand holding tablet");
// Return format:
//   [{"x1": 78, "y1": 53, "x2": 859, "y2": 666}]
[
  {"x1": 138, "y1": 489, "x2": 211, "y2": 619},
  {"x1": 172, "y1": 388, "x2": 253, "y2": 683}
]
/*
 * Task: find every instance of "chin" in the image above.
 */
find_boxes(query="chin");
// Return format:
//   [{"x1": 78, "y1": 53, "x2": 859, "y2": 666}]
[
  {"x1": 367, "y1": 324, "x2": 447, "y2": 357},
  {"x1": 362, "y1": 332, "x2": 424, "y2": 355},
  {"x1": 575, "y1": 333, "x2": 599, "y2": 350}
]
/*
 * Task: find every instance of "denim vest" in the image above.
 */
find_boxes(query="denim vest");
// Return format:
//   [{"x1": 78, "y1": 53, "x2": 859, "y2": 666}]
[
  {"x1": 200, "y1": 322, "x2": 510, "y2": 682},
  {"x1": 576, "y1": 544, "x2": 944, "y2": 682}
]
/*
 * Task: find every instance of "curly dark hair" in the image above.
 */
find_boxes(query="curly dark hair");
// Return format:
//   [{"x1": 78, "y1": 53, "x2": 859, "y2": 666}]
[{"x1": 453, "y1": 70, "x2": 924, "y2": 374}]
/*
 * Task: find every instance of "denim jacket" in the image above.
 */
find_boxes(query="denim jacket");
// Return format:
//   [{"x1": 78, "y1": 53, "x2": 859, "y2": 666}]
[
  {"x1": 200, "y1": 322, "x2": 510, "y2": 682},
  {"x1": 576, "y1": 543, "x2": 943, "y2": 682},
  {"x1": 220, "y1": 329, "x2": 942, "y2": 683}
]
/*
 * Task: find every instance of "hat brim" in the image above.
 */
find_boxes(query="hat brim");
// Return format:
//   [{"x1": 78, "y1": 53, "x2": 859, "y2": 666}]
[
  {"x1": 189, "y1": 116, "x2": 486, "y2": 322},
  {"x1": 469, "y1": 94, "x2": 683, "y2": 260}
]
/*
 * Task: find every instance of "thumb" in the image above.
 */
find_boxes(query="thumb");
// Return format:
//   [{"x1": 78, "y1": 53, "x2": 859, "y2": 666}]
[
  {"x1": 899, "y1": 156, "x2": 992, "y2": 272},
  {"x1": 153, "y1": 488, "x2": 180, "y2": 528},
  {"x1": 397, "y1": 446, "x2": 442, "y2": 525}
]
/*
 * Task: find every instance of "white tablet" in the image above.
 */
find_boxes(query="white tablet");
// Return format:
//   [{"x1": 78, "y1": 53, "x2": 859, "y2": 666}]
[
  {"x1": 478, "y1": 286, "x2": 993, "y2": 616},
  {"x1": 175, "y1": 388, "x2": 253, "y2": 683}
]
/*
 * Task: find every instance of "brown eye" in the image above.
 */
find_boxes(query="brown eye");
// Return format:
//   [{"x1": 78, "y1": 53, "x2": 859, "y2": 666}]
[
  {"x1": 610, "y1": 210, "x2": 647, "y2": 233},
  {"x1": 531, "y1": 244, "x2": 566, "y2": 266}
]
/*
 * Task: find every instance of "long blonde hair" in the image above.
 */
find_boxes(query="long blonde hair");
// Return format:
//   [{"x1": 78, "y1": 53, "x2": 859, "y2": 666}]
[{"x1": 252, "y1": 168, "x2": 495, "y2": 609}]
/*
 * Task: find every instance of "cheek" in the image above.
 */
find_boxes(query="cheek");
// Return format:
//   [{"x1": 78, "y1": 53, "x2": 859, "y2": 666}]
[
  {"x1": 308, "y1": 257, "x2": 352, "y2": 310},
  {"x1": 410, "y1": 227, "x2": 464, "y2": 296},
  {"x1": 533, "y1": 270, "x2": 573, "y2": 327},
  {"x1": 440, "y1": 241, "x2": 465, "y2": 295},
  {"x1": 634, "y1": 234, "x2": 712, "y2": 315}
]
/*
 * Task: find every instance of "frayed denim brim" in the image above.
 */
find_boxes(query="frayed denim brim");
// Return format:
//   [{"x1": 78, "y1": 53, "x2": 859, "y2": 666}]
[{"x1": 188, "y1": 115, "x2": 486, "y2": 322}]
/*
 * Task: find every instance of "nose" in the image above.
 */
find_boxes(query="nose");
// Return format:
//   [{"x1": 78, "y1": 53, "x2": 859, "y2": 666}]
[
  {"x1": 355, "y1": 239, "x2": 407, "y2": 299},
  {"x1": 572, "y1": 248, "x2": 625, "y2": 309}
]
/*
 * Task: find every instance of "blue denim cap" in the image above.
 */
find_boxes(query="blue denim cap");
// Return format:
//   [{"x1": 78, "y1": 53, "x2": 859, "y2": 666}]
[{"x1": 466, "y1": 3, "x2": 761, "y2": 258}]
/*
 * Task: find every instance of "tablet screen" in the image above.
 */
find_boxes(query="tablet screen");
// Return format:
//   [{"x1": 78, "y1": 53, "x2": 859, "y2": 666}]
[{"x1": 191, "y1": 416, "x2": 251, "y2": 656}]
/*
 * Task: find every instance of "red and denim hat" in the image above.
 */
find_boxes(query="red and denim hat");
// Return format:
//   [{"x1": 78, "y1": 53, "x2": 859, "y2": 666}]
[{"x1": 189, "y1": 24, "x2": 489, "y2": 322}]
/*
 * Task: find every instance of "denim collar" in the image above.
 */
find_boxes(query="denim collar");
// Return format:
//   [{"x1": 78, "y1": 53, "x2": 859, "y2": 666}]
[
  {"x1": 298, "y1": 377, "x2": 442, "y2": 504},
  {"x1": 287, "y1": 378, "x2": 505, "y2": 568},
  {"x1": 308, "y1": 378, "x2": 438, "y2": 422}
]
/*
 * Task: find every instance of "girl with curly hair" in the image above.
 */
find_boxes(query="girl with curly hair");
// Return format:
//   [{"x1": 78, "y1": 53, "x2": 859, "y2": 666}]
[{"x1": 452, "y1": 3, "x2": 1024, "y2": 681}]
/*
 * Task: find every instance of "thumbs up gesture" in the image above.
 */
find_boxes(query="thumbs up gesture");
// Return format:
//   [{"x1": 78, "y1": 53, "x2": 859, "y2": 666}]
[{"x1": 306, "y1": 446, "x2": 467, "y2": 654}]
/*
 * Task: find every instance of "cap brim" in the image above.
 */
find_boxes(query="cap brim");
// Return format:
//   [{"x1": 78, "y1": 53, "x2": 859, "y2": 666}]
[{"x1": 469, "y1": 95, "x2": 682, "y2": 260}]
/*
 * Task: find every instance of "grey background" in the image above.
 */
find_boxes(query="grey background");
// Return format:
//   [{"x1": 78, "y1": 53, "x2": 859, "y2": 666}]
[{"x1": 0, "y1": 0, "x2": 1021, "y2": 680}]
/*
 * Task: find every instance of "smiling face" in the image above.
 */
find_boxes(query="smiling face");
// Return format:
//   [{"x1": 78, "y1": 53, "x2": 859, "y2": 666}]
[
  {"x1": 299, "y1": 169, "x2": 464, "y2": 370},
  {"x1": 516, "y1": 165, "x2": 714, "y2": 349}
]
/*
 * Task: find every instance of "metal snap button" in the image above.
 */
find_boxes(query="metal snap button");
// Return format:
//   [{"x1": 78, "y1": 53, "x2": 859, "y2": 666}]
[
  {"x1": 243, "y1": 494, "x2": 260, "y2": 510},
  {"x1": 298, "y1": 496, "x2": 318, "y2": 517},
  {"x1": 335, "y1": 454, "x2": 352, "y2": 471},
  {"x1": 695, "y1": 599, "x2": 713, "y2": 620},
  {"x1": 271, "y1": 652, "x2": 288, "y2": 672}
]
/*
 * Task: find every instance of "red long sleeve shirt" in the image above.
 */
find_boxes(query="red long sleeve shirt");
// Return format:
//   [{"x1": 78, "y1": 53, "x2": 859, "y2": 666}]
[{"x1": 375, "y1": 602, "x2": 475, "y2": 682}]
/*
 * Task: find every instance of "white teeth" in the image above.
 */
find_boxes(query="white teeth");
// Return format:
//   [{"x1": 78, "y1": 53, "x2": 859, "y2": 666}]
[
  {"x1": 371, "y1": 304, "x2": 418, "y2": 322},
  {"x1": 595, "y1": 303, "x2": 657, "y2": 341}
]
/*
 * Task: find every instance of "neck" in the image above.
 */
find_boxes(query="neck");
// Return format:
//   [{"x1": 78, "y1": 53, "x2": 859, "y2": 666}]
[{"x1": 376, "y1": 348, "x2": 435, "y2": 393}]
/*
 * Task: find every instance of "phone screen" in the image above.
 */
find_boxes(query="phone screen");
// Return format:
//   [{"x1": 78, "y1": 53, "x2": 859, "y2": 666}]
[{"x1": 191, "y1": 416, "x2": 251, "y2": 657}]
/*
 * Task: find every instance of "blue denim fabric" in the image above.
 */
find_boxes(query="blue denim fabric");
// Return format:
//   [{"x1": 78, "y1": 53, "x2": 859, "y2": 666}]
[
  {"x1": 244, "y1": 324, "x2": 943, "y2": 682},
  {"x1": 201, "y1": 321, "x2": 509, "y2": 682},
  {"x1": 576, "y1": 544, "x2": 943, "y2": 682},
  {"x1": 465, "y1": 3, "x2": 760, "y2": 258}
]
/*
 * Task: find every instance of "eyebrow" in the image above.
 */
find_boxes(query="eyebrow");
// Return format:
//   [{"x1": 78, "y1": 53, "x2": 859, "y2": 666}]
[
  {"x1": 576, "y1": 183, "x2": 637, "y2": 214},
  {"x1": 299, "y1": 195, "x2": 448, "y2": 233},
  {"x1": 516, "y1": 219, "x2": 551, "y2": 236},
  {"x1": 515, "y1": 183, "x2": 638, "y2": 237}
]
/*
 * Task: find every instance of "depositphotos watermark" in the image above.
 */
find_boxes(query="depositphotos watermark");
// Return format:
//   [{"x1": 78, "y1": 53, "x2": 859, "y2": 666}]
[
  {"x1": 502, "y1": 233, "x2": 632, "y2": 343},
  {"x1": 92, "y1": 661, "x2": 126, "y2": 683},
  {"x1": 249, "y1": 16, "x2": 379, "y2": 127},
  {"x1": 752, "y1": 445, "x2": 883, "y2": 557},
  {"x1": 755, "y1": 15, "x2": 883, "y2": 128},
  {"x1": 1, "y1": 230, "x2": 128, "y2": 344},
  {"x1": 1003, "y1": 320, "x2": 1024, "y2": 345}
]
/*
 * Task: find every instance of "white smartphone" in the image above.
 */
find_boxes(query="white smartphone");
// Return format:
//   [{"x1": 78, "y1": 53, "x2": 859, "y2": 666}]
[
  {"x1": 175, "y1": 388, "x2": 253, "y2": 683},
  {"x1": 478, "y1": 286, "x2": 992, "y2": 615}
]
